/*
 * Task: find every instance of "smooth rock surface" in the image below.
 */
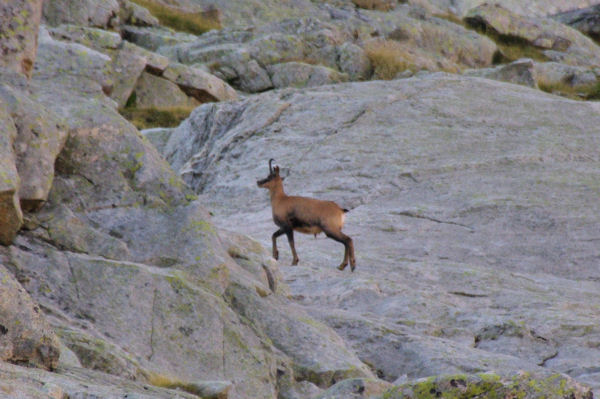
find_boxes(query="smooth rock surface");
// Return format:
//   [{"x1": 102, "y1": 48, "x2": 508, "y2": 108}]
[{"x1": 161, "y1": 74, "x2": 600, "y2": 394}]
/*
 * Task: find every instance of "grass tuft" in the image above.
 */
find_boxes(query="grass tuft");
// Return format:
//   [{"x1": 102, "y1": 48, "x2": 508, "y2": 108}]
[
  {"x1": 129, "y1": 0, "x2": 221, "y2": 35},
  {"x1": 364, "y1": 39, "x2": 414, "y2": 80}
]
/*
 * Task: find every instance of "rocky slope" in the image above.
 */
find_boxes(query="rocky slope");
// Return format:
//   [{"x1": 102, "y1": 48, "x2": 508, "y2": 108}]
[{"x1": 1, "y1": 0, "x2": 600, "y2": 398}]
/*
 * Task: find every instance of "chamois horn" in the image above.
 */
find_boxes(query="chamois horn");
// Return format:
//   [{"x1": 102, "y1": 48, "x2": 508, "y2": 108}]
[{"x1": 269, "y1": 158, "x2": 275, "y2": 174}]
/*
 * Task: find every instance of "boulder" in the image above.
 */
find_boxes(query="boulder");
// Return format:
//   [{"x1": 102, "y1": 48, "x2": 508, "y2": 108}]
[
  {"x1": 47, "y1": 24, "x2": 123, "y2": 50},
  {"x1": 118, "y1": 0, "x2": 159, "y2": 27},
  {"x1": 34, "y1": 27, "x2": 113, "y2": 97},
  {"x1": 0, "y1": 264, "x2": 60, "y2": 370},
  {"x1": 553, "y1": 4, "x2": 600, "y2": 42},
  {"x1": 162, "y1": 62, "x2": 238, "y2": 102},
  {"x1": 0, "y1": 0, "x2": 44, "y2": 78},
  {"x1": 0, "y1": 80, "x2": 68, "y2": 211},
  {"x1": 533, "y1": 61, "x2": 599, "y2": 96},
  {"x1": 464, "y1": 58, "x2": 537, "y2": 87},
  {"x1": 464, "y1": 3, "x2": 600, "y2": 67},
  {"x1": 336, "y1": 42, "x2": 372, "y2": 81},
  {"x1": 132, "y1": 71, "x2": 199, "y2": 109},
  {"x1": 0, "y1": 95, "x2": 22, "y2": 245},
  {"x1": 268, "y1": 62, "x2": 348, "y2": 88},
  {"x1": 42, "y1": 0, "x2": 120, "y2": 28},
  {"x1": 122, "y1": 25, "x2": 197, "y2": 52},
  {"x1": 107, "y1": 41, "x2": 148, "y2": 107}
]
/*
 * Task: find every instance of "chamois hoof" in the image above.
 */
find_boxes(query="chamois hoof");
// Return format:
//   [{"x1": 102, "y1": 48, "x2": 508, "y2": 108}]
[
  {"x1": 291, "y1": 259, "x2": 299, "y2": 266},
  {"x1": 350, "y1": 264, "x2": 356, "y2": 272},
  {"x1": 337, "y1": 264, "x2": 347, "y2": 271}
]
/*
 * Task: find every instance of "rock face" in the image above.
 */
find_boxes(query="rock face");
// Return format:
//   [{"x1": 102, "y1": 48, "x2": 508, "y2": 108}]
[
  {"x1": 0, "y1": 0, "x2": 44, "y2": 78},
  {"x1": 3, "y1": 0, "x2": 600, "y2": 397},
  {"x1": 0, "y1": 264, "x2": 60, "y2": 371},
  {"x1": 160, "y1": 74, "x2": 600, "y2": 395}
]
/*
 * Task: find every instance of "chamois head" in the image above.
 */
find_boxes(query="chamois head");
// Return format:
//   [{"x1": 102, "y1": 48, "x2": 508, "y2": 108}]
[{"x1": 257, "y1": 159, "x2": 284, "y2": 189}]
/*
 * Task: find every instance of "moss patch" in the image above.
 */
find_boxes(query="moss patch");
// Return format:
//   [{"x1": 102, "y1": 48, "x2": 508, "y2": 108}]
[
  {"x1": 129, "y1": 0, "x2": 221, "y2": 35},
  {"x1": 119, "y1": 106, "x2": 195, "y2": 129}
]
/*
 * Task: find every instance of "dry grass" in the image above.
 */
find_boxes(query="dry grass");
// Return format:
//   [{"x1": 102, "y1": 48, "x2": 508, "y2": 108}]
[
  {"x1": 352, "y1": 0, "x2": 397, "y2": 11},
  {"x1": 129, "y1": 0, "x2": 221, "y2": 35},
  {"x1": 364, "y1": 39, "x2": 415, "y2": 80},
  {"x1": 119, "y1": 106, "x2": 196, "y2": 129}
]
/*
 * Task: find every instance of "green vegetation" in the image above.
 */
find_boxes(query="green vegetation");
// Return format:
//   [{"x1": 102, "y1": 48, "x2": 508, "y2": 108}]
[
  {"x1": 119, "y1": 106, "x2": 195, "y2": 130},
  {"x1": 364, "y1": 40, "x2": 414, "y2": 80},
  {"x1": 129, "y1": 0, "x2": 221, "y2": 35},
  {"x1": 538, "y1": 80, "x2": 600, "y2": 100}
]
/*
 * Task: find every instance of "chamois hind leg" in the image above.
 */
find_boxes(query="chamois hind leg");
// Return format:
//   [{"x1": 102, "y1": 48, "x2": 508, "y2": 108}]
[
  {"x1": 325, "y1": 230, "x2": 355, "y2": 272},
  {"x1": 285, "y1": 229, "x2": 300, "y2": 265},
  {"x1": 272, "y1": 228, "x2": 285, "y2": 260}
]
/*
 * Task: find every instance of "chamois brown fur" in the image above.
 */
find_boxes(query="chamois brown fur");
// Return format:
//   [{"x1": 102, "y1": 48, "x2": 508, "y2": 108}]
[{"x1": 257, "y1": 159, "x2": 356, "y2": 271}]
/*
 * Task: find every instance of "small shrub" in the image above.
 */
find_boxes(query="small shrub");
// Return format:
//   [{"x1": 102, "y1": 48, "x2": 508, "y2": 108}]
[
  {"x1": 119, "y1": 106, "x2": 196, "y2": 129},
  {"x1": 129, "y1": 0, "x2": 221, "y2": 35},
  {"x1": 364, "y1": 39, "x2": 414, "y2": 80}
]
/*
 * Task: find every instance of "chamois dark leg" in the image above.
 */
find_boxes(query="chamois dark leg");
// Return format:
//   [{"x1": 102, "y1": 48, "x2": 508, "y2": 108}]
[
  {"x1": 272, "y1": 228, "x2": 285, "y2": 260},
  {"x1": 325, "y1": 230, "x2": 355, "y2": 272},
  {"x1": 285, "y1": 229, "x2": 299, "y2": 265}
]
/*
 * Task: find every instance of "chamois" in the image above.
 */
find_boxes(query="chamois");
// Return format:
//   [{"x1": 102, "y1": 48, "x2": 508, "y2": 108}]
[{"x1": 257, "y1": 159, "x2": 356, "y2": 271}]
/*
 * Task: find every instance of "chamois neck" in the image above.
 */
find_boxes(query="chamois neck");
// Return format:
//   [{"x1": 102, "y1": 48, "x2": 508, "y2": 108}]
[{"x1": 269, "y1": 181, "x2": 286, "y2": 202}]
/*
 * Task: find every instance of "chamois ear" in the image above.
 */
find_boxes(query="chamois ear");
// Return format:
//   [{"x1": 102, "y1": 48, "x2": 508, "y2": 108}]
[{"x1": 274, "y1": 166, "x2": 280, "y2": 175}]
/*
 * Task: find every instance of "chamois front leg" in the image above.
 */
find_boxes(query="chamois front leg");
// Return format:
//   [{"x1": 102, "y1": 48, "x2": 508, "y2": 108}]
[
  {"x1": 272, "y1": 228, "x2": 285, "y2": 260},
  {"x1": 285, "y1": 229, "x2": 299, "y2": 265}
]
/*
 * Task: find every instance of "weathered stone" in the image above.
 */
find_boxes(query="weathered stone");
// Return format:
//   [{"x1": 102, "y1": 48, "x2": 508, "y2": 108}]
[
  {"x1": 464, "y1": 58, "x2": 537, "y2": 87},
  {"x1": 0, "y1": 88, "x2": 22, "y2": 245},
  {"x1": 122, "y1": 25, "x2": 197, "y2": 52},
  {"x1": 0, "y1": 0, "x2": 44, "y2": 78},
  {"x1": 42, "y1": 0, "x2": 120, "y2": 28},
  {"x1": 268, "y1": 62, "x2": 348, "y2": 88},
  {"x1": 47, "y1": 24, "x2": 123, "y2": 50},
  {"x1": 118, "y1": 0, "x2": 159, "y2": 27},
  {"x1": 314, "y1": 378, "x2": 392, "y2": 398},
  {"x1": 107, "y1": 42, "x2": 148, "y2": 107},
  {"x1": 534, "y1": 61, "x2": 599, "y2": 92},
  {"x1": 336, "y1": 42, "x2": 372, "y2": 81},
  {"x1": 0, "y1": 81, "x2": 68, "y2": 211},
  {"x1": 465, "y1": 3, "x2": 600, "y2": 67},
  {"x1": 553, "y1": 5, "x2": 600, "y2": 42},
  {"x1": 34, "y1": 27, "x2": 113, "y2": 97},
  {"x1": 132, "y1": 72, "x2": 199, "y2": 109},
  {"x1": 141, "y1": 127, "x2": 175, "y2": 155},
  {"x1": 0, "y1": 361, "x2": 199, "y2": 399},
  {"x1": 163, "y1": 62, "x2": 238, "y2": 102},
  {"x1": 0, "y1": 264, "x2": 60, "y2": 370}
]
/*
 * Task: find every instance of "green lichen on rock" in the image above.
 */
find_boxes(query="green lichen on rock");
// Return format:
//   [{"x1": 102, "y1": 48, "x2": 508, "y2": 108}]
[{"x1": 381, "y1": 372, "x2": 593, "y2": 399}]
